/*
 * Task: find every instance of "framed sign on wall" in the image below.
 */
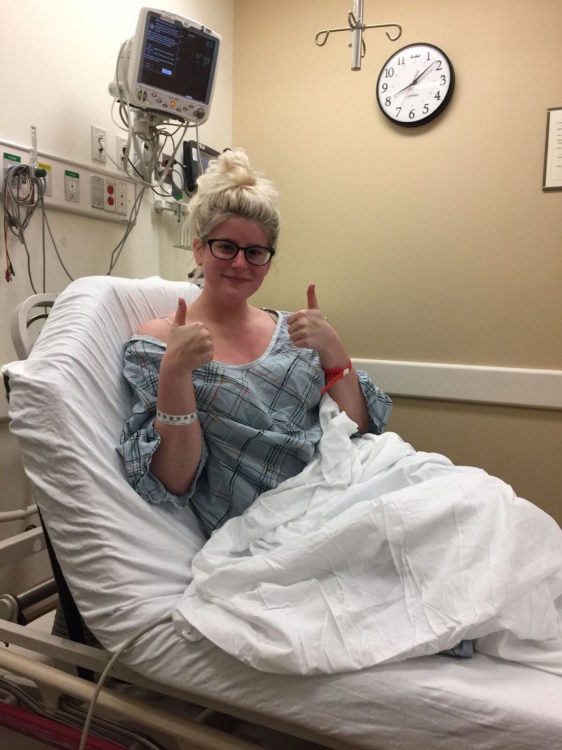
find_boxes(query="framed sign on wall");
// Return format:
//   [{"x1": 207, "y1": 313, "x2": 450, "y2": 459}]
[{"x1": 542, "y1": 107, "x2": 562, "y2": 191}]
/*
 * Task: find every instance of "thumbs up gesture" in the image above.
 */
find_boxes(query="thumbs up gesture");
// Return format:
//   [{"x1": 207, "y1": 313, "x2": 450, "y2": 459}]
[
  {"x1": 287, "y1": 283, "x2": 342, "y2": 358},
  {"x1": 165, "y1": 298, "x2": 214, "y2": 372}
]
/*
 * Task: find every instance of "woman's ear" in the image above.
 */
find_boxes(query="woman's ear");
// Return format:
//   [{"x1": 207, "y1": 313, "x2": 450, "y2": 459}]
[{"x1": 192, "y1": 238, "x2": 204, "y2": 266}]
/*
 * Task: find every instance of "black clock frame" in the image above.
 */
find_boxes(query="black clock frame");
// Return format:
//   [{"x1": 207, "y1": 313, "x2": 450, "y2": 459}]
[{"x1": 376, "y1": 42, "x2": 455, "y2": 128}]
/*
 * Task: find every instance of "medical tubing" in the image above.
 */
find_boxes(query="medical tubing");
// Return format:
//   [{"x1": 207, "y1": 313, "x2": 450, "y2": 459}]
[{"x1": 78, "y1": 613, "x2": 173, "y2": 750}]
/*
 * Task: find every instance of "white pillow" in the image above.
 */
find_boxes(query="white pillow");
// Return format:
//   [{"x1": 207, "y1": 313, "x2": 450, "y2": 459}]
[{"x1": 5, "y1": 275, "x2": 206, "y2": 649}]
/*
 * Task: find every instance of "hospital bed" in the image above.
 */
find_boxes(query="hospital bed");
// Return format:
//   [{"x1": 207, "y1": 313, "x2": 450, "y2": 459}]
[{"x1": 1, "y1": 274, "x2": 561, "y2": 750}]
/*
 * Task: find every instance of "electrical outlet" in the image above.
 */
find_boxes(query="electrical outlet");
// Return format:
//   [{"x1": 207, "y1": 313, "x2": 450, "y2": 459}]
[
  {"x1": 104, "y1": 177, "x2": 116, "y2": 212},
  {"x1": 116, "y1": 136, "x2": 128, "y2": 171},
  {"x1": 116, "y1": 181, "x2": 128, "y2": 216},
  {"x1": 91, "y1": 125, "x2": 107, "y2": 163}
]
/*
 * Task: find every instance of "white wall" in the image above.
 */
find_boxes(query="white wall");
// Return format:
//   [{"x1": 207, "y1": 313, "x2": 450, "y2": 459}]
[{"x1": 0, "y1": 0, "x2": 234, "y2": 593}]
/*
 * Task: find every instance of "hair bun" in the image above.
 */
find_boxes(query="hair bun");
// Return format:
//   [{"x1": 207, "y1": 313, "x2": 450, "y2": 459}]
[
  {"x1": 204, "y1": 148, "x2": 257, "y2": 190},
  {"x1": 185, "y1": 147, "x2": 280, "y2": 251}
]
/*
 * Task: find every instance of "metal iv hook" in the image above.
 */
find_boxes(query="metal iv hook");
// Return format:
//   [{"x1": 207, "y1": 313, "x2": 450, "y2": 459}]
[
  {"x1": 314, "y1": 19, "x2": 402, "y2": 48},
  {"x1": 314, "y1": 3, "x2": 402, "y2": 70}
]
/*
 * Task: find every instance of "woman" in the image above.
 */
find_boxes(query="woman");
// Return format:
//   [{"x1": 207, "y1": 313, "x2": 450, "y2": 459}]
[{"x1": 118, "y1": 149, "x2": 392, "y2": 536}]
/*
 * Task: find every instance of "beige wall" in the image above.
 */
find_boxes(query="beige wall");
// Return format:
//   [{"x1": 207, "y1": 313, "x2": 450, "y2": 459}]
[{"x1": 233, "y1": 0, "x2": 562, "y2": 522}]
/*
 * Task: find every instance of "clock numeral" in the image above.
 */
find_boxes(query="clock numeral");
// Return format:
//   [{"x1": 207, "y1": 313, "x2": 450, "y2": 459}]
[
  {"x1": 440, "y1": 75, "x2": 447, "y2": 85},
  {"x1": 396, "y1": 56, "x2": 405, "y2": 66},
  {"x1": 384, "y1": 66, "x2": 395, "y2": 78},
  {"x1": 381, "y1": 82, "x2": 388, "y2": 93},
  {"x1": 395, "y1": 106, "x2": 402, "y2": 117},
  {"x1": 409, "y1": 109, "x2": 416, "y2": 120},
  {"x1": 385, "y1": 97, "x2": 391, "y2": 107},
  {"x1": 435, "y1": 60, "x2": 443, "y2": 71},
  {"x1": 423, "y1": 104, "x2": 429, "y2": 115},
  {"x1": 434, "y1": 91, "x2": 442, "y2": 101}
]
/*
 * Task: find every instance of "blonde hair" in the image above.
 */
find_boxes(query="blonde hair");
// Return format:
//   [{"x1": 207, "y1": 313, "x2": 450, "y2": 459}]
[{"x1": 185, "y1": 148, "x2": 280, "y2": 250}]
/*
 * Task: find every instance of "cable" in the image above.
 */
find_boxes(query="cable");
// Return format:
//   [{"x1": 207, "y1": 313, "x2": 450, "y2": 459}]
[
  {"x1": 110, "y1": 78, "x2": 193, "y2": 191},
  {"x1": 78, "y1": 613, "x2": 173, "y2": 750},
  {"x1": 106, "y1": 184, "x2": 146, "y2": 274},
  {"x1": 38, "y1": 186, "x2": 75, "y2": 284},
  {"x1": 2, "y1": 164, "x2": 44, "y2": 291},
  {"x1": 41, "y1": 208, "x2": 75, "y2": 282}
]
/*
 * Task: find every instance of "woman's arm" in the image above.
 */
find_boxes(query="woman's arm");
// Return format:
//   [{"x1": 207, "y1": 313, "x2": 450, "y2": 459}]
[
  {"x1": 286, "y1": 284, "x2": 371, "y2": 433},
  {"x1": 142, "y1": 298, "x2": 214, "y2": 494}
]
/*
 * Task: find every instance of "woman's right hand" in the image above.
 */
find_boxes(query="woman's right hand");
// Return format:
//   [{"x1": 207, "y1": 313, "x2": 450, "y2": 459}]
[{"x1": 164, "y1": 298, "x2": 214, "y2": 373}]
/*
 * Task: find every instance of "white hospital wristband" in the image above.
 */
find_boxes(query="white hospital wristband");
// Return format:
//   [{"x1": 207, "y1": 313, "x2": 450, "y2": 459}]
[{"x1": 156, "y1": 409, "x2": 198, "y2": 426}]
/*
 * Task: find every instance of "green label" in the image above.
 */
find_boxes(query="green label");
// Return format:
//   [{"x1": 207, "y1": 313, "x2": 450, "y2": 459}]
[
  {"x1": 3, "y1": 152, "x2": 21, "y2": 163},
  {"x1": 64, "y1": 169, "x2": 79, "y2": 179}
]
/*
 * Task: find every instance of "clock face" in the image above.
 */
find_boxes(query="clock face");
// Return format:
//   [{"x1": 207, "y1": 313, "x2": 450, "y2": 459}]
[{"x1": 376, "y1": 43, "x2": 455, "y2": 127}]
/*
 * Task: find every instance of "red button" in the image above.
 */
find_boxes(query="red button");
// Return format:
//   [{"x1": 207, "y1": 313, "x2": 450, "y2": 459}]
[{"x1": 107, "y1": 185, "x2": 114, "y2": 194}]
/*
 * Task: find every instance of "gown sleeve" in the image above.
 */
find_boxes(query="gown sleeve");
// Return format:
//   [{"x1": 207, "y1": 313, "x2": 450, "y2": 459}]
[
  {"x1": 355, "y1": 368, "x2": 393, "y2": 434},
  {"x1": 115, "y1": 337, "x2": 208, "y2": 508}
]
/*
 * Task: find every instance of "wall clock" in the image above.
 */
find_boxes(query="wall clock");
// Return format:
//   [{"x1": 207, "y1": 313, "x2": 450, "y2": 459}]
[{"x1": 376, "y1": 42, "x2": 455, "y2": 127}]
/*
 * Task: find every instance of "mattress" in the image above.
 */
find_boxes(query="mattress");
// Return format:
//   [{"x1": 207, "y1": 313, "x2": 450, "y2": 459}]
[{"x1": 4, "y1": 275, "x2": 562, "y2": 750}]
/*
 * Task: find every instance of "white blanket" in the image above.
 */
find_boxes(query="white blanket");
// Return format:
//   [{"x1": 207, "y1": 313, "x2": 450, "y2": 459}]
[{"x1": 174, "y1": 396, "x2": 562, "y2": 675}]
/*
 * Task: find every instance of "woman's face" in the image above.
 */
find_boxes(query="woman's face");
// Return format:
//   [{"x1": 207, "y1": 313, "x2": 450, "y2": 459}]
[{"x1": 193, "y1": 216, "x2": 272, "y2": 301}]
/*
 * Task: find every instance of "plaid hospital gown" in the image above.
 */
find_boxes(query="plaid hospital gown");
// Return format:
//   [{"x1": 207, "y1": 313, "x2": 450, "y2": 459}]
[{"x1": 117, "y1": 312, "x2": 392, "y2": 536}]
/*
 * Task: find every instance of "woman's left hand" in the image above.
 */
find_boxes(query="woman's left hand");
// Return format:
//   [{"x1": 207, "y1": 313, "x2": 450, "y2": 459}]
[
  {"x1": 287, "y1": 283, "x2": 348, "y2": 366},
  {"x1": 288, "y1": 283, "x2": 370, "y2": 432}
]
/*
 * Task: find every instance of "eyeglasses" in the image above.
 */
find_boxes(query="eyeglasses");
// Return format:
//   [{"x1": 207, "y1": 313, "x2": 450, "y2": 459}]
[{"x1": 206, "y1": 238, "x2": 275, "y2": 267}]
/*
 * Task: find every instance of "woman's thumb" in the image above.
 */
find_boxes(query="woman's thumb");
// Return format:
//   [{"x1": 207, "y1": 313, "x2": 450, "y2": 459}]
[{"x1": 173, "y1": 297, "x2": 187, "y2": 327}]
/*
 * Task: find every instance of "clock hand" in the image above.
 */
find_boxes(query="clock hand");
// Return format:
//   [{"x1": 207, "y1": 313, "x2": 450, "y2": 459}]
[
  {"x1": 412, "y1": 60, "x2": 438, "y2": 85},
  {"x1": 393, "y1": 70, "x2": 419, "y2": 98},
  {"x1": 393, "y1": 61, "x2": 437, "y2": 100}
]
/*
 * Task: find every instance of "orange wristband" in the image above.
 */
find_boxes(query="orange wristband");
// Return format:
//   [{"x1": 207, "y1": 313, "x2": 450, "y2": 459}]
[{"x1": 321, "y1": 359, "x2": 352, "y2": 395}]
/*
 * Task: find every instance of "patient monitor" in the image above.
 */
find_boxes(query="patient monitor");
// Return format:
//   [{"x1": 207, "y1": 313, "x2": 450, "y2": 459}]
[
  {"x1": 109, "y1": 7, "x2": 221, "y2": 185},
  {"x1": 110, "y1": 7, "x2": 220, "y2": 124}
]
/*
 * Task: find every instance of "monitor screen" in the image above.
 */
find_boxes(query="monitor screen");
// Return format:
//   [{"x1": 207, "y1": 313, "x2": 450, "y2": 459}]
[{"x1": 139, "y1": 11, "x2": 218, "y2": 104}]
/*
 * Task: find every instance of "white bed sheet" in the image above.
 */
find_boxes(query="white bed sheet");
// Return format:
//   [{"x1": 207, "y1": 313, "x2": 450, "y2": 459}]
[
  {"x1": 4, "y1": 275, "x2": 562, "y2": 750},
  {"x1": 175, "y1": 396, "x2": 562, "y2": 675}
]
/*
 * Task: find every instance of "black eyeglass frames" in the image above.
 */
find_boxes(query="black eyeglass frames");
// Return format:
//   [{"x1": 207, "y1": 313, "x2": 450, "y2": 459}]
[{"x1": 206, "y1": 238, "x2": 275, "y2": 266}]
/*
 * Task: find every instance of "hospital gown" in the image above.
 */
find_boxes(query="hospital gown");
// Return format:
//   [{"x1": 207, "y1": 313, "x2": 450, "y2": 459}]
[{"x1": 117, "y1": 311, "x2": 392, "y2": 536}]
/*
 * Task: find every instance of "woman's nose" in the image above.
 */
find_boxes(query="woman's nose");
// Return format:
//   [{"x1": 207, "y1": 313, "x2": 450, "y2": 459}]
[{"x1": 231, "y1": 249, "x2": 248, "y2": 268}]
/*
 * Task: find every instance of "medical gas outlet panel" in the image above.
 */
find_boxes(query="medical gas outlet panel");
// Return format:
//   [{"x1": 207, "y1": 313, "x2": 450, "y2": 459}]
[{"x1": 1, "y1": 139, "x2": 136, "y2": 224}]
